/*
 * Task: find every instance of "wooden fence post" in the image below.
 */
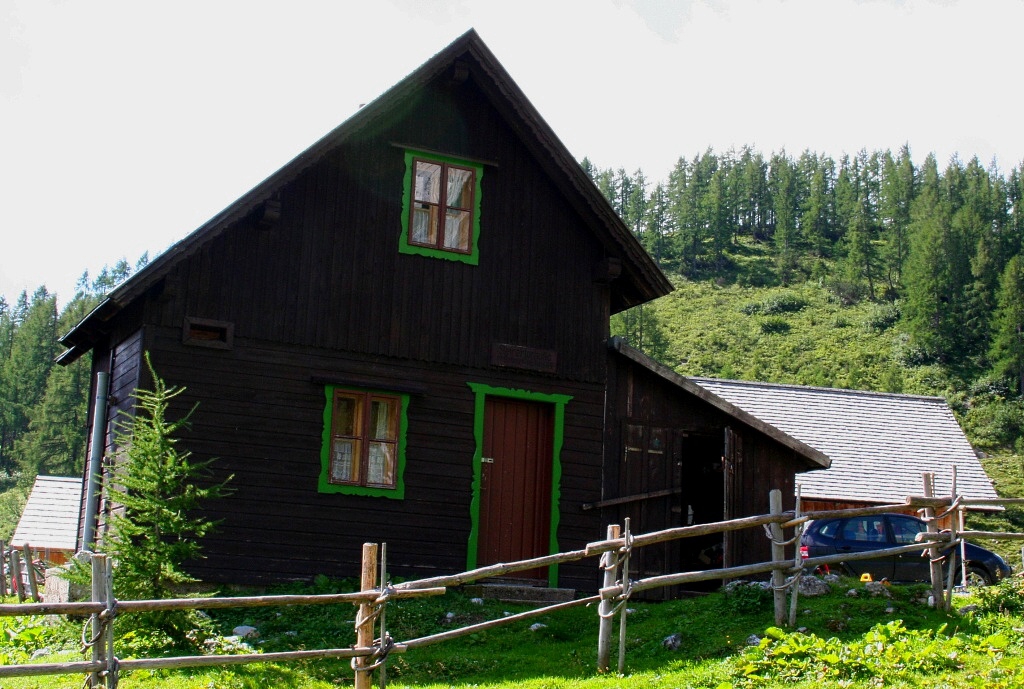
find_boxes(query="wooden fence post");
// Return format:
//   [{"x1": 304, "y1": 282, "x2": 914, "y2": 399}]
[
  {"x1": 21, "y1": 544, "x2": 39, "y2": 603},
  {"x1": 0, "y1": 540, "x2": 7, "y2": 598},
  {"x1": 922, "y1": 473, "x2": 945, "y2": 609},
  {"x1": 104, "y1": 554, "x2": 116, "y2": 689},
  {"x1": 354, "y1": 543, "x2": 378, "y2": 689},
  {"x1": 769, "y1": 490, "x2": 786, "y2": 626},
  {"x1": 617, "y1": 518, "x2": 631, "y2": 676},
  {"x1": 788, "y1": 488, "x2": 803, "y2": 627},
  {"x1": 597, "y1": 524, "x2": 620, "y2": 673},
  {"x1": 89, "y1": 553, "x2": 106, "y2": 688},
  {"x1": 10, "y1": 549, "x2": 25, "y2": 603}
]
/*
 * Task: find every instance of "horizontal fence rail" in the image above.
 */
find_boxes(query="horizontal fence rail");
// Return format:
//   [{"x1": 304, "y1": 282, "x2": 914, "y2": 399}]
[{"x1": 1, "y1": 470, "x2": 1018, "y2": 686}]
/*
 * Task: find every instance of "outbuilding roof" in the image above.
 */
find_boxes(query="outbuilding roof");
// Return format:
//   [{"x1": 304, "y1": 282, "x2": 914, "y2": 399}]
[
  {"x1": 689, "y1": 377, "x2": 999, "y2": 506},
  {"x1": 10, "y1": 476, "x2": 82, "y2": 552},
  {"x1": 609, "y1": 339, "x2": 830, "y2": 470}
]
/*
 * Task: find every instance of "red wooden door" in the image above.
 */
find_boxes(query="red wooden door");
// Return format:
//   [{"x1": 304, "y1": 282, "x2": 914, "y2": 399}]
[{"x1": 478, "y1": 397, "x2": 554, "y2": 578}]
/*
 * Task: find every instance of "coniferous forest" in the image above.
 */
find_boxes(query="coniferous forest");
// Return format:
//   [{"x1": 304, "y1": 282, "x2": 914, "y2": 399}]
[
  {"x1": 3, "y1": 145, "x2": 1024, "y2": 540},
  {"x1": 0, "y1": 258, "x2": 147, "y2": 537}
]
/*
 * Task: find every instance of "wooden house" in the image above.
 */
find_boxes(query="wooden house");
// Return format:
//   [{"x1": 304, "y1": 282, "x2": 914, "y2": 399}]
[{"x1": 59, "y1": 30, "x2": 824, "y2": 593}]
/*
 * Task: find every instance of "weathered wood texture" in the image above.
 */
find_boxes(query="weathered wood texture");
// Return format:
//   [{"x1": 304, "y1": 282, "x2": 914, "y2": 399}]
[
  {"x1": 128, "y1": 328, "x2": 605, "y2": 590},
  {"x1": 148, "y1": 70, "x2": 610, "y2": 384},
  {"x1": 603, "y1": 352, "x2": 807, "y2": 598}
]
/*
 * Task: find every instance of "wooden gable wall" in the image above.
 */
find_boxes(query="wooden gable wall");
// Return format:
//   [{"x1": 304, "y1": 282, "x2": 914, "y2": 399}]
[
  {"x1": 145, "y1": 61, "x2": 611, "y2": 383},
  {"x1": 88, "y1": 56, "x2": 618, "y2": 589}
]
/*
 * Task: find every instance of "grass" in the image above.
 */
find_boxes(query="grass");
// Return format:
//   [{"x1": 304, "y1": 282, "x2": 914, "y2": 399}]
[{"x1": 5, "y1": 574, "x2": 1023, "y2": 689}]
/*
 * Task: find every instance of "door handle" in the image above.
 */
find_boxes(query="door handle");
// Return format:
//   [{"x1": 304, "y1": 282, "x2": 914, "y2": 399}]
[{"x1": 481, "y1": 457, "x2": 494, "y2": 464}]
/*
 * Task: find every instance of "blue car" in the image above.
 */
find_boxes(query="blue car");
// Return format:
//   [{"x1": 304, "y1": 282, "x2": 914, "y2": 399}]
[{"x1": 800, "y1": 513, "x2": 1012, "y2": 585}]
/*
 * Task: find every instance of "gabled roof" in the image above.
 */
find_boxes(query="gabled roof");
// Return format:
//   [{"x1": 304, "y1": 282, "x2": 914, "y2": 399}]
[
  {"x1": 689, "y1": 377, "x2": 999, "y2": 506},
  {"x1": 609, "y1": 339, "x2": 830, "y2": 470},
  {"x1": 59, "y1": 29, "x2": 671, "y2": 364},
  {"x1": 10, "y1": 476, "x2": 82, "y2": 552}
]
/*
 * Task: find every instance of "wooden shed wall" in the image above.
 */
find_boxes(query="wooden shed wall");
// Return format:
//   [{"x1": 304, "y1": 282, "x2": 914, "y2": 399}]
[
  {"x1": 604, "y1": 353, "x2": 808, "y2": 593},
  {"x1": 80, "y1": 58, "x2": 629, "y2": 592}
]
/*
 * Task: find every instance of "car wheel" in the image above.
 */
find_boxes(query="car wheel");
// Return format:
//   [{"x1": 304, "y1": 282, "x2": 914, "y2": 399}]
[{"x1": 959, "y1": 565, "x2": 993, "y2": 587}]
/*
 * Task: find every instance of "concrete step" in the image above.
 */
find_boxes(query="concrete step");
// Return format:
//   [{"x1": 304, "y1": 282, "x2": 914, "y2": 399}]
[{"x1": 464, "y1": 582, "x2": 576, "y2": 605}]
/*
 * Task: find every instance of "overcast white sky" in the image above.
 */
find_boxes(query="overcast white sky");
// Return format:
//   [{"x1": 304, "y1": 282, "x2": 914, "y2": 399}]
[{"x1": 3, "y1": 0, "x2": 1023, "y2": 308}]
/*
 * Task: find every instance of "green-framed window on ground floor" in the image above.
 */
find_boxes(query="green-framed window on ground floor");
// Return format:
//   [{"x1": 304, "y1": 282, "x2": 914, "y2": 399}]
[{"x1": 319, "y1": 385, "x2": 408, "y2": 499}]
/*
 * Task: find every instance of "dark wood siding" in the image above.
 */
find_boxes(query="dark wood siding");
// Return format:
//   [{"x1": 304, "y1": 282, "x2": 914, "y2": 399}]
[
  {"x1": 149, "y1": 70, "x2": 609, "y2": 384},
  {"x1": 82, "y1": 57, "x2": 622, "y2": 592},
  {"x1": 140, "y1": 325, "x2": 604, "y2": 590},
  {"x1": 604, "y1": 352, "x2": 807, "y2": 597}
]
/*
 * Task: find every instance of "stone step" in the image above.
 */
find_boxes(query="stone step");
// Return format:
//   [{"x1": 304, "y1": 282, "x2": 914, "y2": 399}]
[{"x1": 464, "y1": 582, "x2": 576, "y2": 605}]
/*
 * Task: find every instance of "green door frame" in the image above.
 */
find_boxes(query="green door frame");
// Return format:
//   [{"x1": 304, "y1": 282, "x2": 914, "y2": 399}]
[{"x1": 466, "y1": 382, "x2": 572, "y2": 587}]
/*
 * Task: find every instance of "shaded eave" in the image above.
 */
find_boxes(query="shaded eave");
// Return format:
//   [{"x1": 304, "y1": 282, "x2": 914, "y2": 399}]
[
  {"x1": 59, "y1": 28, "x2": 671, "y2": 365},
  {"x1": 608, "y1": 338, "x2": 831, "y2": 470}
]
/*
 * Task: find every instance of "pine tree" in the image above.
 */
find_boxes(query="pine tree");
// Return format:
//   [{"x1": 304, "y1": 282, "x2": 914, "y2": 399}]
[
  {"x1": 800, "y1": 162, "x2": 832, "y2": 258},
  {"x1": 768, "y1": 152, "x2": 798, "y2": 280},
  {"x1": 879, "y1": 146, "x2": 915, "y2": 295},
  {"x1": 103, "y1": 353, "x2": 230, "y2": 645},
  {"x1": 991, "y1": 254, "x2": 1024, "y2": 393},
  {"x1": 0, "y1": 288, "x2": 57, "y2": 476},
  {"x1": 13, "y1": 293, "x2": 98, "y2": 478},
  {"x1": 903, "y1": 155, "x2": 964, "y2": 362},
  {"x1": 644, "y1": 182, "x2": 673, "y2": 265}
]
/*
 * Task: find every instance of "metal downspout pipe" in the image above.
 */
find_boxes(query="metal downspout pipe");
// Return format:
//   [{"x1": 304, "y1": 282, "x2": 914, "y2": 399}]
[{"x1": 81, "y1": 371, "x2": 109, "y2": 551}]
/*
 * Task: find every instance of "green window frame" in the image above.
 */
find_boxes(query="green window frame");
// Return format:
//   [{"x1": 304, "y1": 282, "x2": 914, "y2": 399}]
[
  {"x1": 399, "y1": 149, "x2": 482, "y2": 265},
  {"x1": 319, "y1": 386, "x2": 408, "y2": 499}
]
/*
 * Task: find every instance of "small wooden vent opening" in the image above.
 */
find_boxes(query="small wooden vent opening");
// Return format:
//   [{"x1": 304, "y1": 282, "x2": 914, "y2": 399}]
[{"x1": 183, "y1": 317, "x2": 234, "y2": 350}]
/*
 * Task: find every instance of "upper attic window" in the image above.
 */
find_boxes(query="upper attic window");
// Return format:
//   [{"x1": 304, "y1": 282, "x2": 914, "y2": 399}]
[{"x1": 399, "y1": 150, "x2": 482, "y2": 265}]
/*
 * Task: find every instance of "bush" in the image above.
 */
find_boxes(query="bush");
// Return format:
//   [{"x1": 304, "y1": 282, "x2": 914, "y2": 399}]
[
  {"x1": 761, "y1": 294, "x2": 808, "y2": 315},
  {"x1": 864, "y1": 302, "x2": 901, "y2": 332},
  {"x1": 760, "y1": 317, "x2": 791, "y2": 335}
]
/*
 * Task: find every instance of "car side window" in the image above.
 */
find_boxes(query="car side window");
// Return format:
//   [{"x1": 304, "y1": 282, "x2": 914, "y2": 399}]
[
  {"x1": 889, "y1": 516, "x2": 926, "y2": 544},
  {"x1": 841, "y1": 517, "x2": 887, "y2": 542}
]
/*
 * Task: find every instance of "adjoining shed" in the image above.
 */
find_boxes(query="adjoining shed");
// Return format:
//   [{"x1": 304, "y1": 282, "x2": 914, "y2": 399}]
[
  {"x1": 10, "y1": 476, "x2": 83, "y2": 566},
  {"x1": 689, "y1": 377, "x2": 1000, "y2": 514},
  {"x1": 603, "y1": 340, "x2": 829, "y2": 596}
]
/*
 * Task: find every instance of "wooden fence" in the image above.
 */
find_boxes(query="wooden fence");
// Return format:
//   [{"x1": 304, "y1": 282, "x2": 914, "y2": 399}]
[
  {"x1": 1, "y1": 476, "x2": 1021, "y2": 688},
  {"x1": 0, "y1": 541, "x2": 45, "y2": 603}
]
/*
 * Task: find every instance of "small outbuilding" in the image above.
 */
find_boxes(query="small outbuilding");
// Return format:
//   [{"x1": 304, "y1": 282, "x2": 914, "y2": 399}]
[
  {"x1": 603, "y1": 340, "x2": 830, "y2": 596},
  {"x1": 10, "y1": 476, "x2": 83, "y2": 566}
]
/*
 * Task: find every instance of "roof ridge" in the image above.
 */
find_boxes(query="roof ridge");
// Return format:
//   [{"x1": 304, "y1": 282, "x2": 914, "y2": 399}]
[{"x1": 690, "y1": 376, "x2": 947, "y2": 403}]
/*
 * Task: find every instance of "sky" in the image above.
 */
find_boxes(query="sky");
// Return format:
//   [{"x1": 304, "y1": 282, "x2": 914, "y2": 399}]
[{"x1": 3, "y1": 0, "x2": 1023, "y2": 309}]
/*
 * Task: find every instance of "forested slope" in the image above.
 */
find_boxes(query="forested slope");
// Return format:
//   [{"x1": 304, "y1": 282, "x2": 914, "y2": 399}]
[{"x1": 599, "y1": 146, "x2": 1024, "y2": 456}]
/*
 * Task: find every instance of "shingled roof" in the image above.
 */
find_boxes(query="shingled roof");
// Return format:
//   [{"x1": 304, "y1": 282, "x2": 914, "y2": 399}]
[
  {"x1": 689, "y1": 378, "x2": 998, "y2": 506},
  {"x1": 10, "y1": 476, "x2": 82, "y2": 552},
  {"x1": 608, "y1": 339, "x2": 829, "y2": 469}
]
